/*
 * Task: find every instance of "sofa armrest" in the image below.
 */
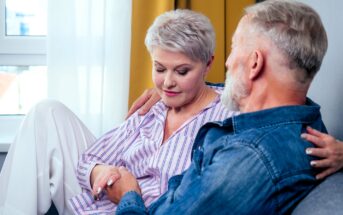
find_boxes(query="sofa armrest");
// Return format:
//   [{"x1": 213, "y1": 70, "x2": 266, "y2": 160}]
[{"x1": 292, "y1": 171, "x2": 343, "y2": 215}]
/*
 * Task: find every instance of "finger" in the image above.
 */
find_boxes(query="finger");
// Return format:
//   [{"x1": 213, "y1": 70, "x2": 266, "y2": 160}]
[
  {"x1": 92, "y1": 185, "x2": 103, "y2": 197},
  {"x1": 126, "y1": 91, "x2": 152, "y2": 119},
  {"x1": 107, "y1": 173, "x2": 121, "y2": 187},
  {"x1": 310, "y1": 159, "x2": 332, "y2": 168},
  {"x1": 316, "y1": 168, "x2": 336, "y2": 180},
  {"x1": 306, "y1": 147, "x2": 329, "y2": 158},
  {"x1": 306, "y1": 126, "x2": 328, "y2": 138},
  {"x1": 92, "y1": 186, "x2": 103, "y2": 201},
  {"x1": 92, "y1": 176, "x2": 109, "y2": 196},
  {"x1": 301, "y1": 133, "x2": 326, "y2": 148},
  {"x1": 117, "y1": 166, "x2": 132, "y2": 178},
  {"x1": 137, "y1": 94, "x2": 160, "y2": 115},
  {"x1": 117, "y1": 166, "x2": 127, "y2": 173},
  {"x1": 126, "y1": 104, "x2": 139, "y2": 119}
]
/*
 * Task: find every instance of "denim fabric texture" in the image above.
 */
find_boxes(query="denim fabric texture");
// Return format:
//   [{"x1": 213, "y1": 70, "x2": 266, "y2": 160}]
[{"x1": 117, "y1": 98, "x2": 327, "y2": 215}]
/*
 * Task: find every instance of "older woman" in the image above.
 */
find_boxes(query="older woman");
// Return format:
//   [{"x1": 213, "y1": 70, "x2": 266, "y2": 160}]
[
  {"x1": 0, "y1": 9, "x2": 235, "y2": 215},
  {"x1": 69, "y1": 9, "x2": 235, "y2": 214}
]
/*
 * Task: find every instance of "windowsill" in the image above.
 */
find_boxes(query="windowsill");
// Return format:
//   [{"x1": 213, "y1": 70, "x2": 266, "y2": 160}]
[
  {"x1": 0, "y1": 138, "x2": 11, "y2": 152},
  {"x1": 0, "y1": 114, "x2": 24, "y2": 153}
]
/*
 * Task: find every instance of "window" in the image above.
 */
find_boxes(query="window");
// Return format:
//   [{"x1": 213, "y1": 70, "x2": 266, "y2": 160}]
[
  {"x1": 0, "y1": 66, "x2": 47, "y2": 114},
  {"x1": 0, "y1": 0, "x2": 47, "y2": 151}
]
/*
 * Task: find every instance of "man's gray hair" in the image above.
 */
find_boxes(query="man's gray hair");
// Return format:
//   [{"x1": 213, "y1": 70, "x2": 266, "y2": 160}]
[
  {"x1": 145, "y1": 9, "x2": 215, "y2": 64},
  {"x1": 245, "y1": 0, "x2": 328, "y2": 82}
]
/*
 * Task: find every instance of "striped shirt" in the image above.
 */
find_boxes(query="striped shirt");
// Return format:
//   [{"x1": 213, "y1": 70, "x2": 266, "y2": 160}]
[{"x1": 69, "y1": 91, "x2": 237, "y2": 214}]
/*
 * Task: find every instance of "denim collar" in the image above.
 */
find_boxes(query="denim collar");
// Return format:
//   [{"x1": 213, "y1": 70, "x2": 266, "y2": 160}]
[{"x1": 217, "y1": 98, "x2": 321, "y2": 134}]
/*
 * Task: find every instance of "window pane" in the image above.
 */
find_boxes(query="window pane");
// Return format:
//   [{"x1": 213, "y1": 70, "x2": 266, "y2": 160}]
[
  {"x1": 5, "y1": 0, "x2": 47, "y2": 36},
  {"x1": 0, "y1": 66, "x2": 47, "y2": 114}
]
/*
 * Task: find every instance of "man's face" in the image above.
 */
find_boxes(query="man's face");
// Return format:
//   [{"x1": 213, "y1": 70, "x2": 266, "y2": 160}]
[
  {"x1": 221, "y1": 68, "x2": 248, "y2": 111},
  {"x1": 221, "y1": 17, "x2": 251, "y2": 111}
]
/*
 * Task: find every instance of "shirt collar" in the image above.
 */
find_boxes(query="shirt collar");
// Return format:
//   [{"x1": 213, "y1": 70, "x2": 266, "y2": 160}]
[
  {"x1": 217, "y1": 98, "x2": 322, "y2": 134},
  {"x1": 151, "y1": 94, "x2": 222, "y2": 118}
]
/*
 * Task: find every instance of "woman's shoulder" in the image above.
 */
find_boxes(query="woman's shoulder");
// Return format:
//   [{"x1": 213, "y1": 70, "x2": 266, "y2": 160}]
[
  {"x1": 199, "y1": 94, "x2": 238, "y2": 122},
  {"x1": 124, "y1": 100, "x2": 167, "y2": 126}
]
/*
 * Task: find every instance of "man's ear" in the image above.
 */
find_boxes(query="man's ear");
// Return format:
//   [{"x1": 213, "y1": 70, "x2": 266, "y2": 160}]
[{"x1": 249, "y1": 50, "x2": 263, "y2": 80}]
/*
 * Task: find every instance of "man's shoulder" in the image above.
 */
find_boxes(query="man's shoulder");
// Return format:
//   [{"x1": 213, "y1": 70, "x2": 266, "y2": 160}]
[
  {"x1": 215, "y1": 123, "x2": 318, "y2": 211},
  {"x1": 222, "y1": 124, "x2": 313, "y2": 179}
]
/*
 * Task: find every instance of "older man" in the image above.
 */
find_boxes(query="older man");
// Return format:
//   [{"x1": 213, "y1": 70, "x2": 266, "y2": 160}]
[{"x1": 109, "y1": 0, "x2": 328, "y2": 214}]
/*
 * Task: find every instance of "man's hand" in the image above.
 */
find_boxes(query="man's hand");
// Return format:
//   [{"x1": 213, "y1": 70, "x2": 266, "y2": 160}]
[
  {"x1": 106, "y1": 166, "x2": 141, "y2": 204},
  {"x1": 126, "y1": 88, "x2": 160, "y2": 119},
  {"x1": 90, "y1": 164, "x2": 121, "y2": 200},
  {"x1": 302, "y1": 126, "x2": 343, "y2": 180}
]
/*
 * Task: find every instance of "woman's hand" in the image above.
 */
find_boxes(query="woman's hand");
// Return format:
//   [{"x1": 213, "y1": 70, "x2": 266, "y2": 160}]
[
  {"x1": 106, "y1": 166, "x2": 141, "y2": 204},
  {"x1": 90, "y1": 164, "x2": 121, "y2": 200},
  {"x1": 302, "y1": 126, "x2": 343, "y2": 180},
  {"x1": 126, "y1": 88, "x2": 160, "y2": 119}
]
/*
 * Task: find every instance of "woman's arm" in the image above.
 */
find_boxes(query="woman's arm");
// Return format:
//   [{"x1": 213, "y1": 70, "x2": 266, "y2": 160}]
[
  {"x1": 76, "y1": 112, "x2": 142, "y2": 194},
  {"x1": 302, "y1": 126, "x2": 343, "y2": 179}
]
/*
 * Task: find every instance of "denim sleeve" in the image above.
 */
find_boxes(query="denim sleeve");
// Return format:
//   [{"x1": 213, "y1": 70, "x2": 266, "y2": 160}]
[
  {"x1": 116, "y1": 191, "x2": 147, "y2": 215},
  {"x1": 156, "y1": 144, "x2": 276, "y2": 214},
  {"x1": 117, "y1": 143, "x2": 276, "y2": 214}
]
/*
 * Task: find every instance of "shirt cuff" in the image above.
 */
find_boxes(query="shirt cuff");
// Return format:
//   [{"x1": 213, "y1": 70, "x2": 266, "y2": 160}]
[
  {"x1": 85, "y1": 162, "x2": 99, "y2": 191},
  {"x1": 77, "y1": 161, "x2": 102, "y2": 191},
  {"x1": 117, "y1": 191, "x2": 147, "y2": 215}
]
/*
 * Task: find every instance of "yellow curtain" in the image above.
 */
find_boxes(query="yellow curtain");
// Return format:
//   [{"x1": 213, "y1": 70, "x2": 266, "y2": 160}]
[{"x1": 129, "y1": 0, "x2": 254, "y2": 105}]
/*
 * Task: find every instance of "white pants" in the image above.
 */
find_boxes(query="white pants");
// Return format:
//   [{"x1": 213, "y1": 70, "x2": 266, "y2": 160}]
[{"x1": 0, "y1": 100, "x2": 96, "y2": 215}]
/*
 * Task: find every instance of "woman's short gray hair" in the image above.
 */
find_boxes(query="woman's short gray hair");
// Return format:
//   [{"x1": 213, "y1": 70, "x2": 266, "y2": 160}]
[
  {"x1": 245, "y1": 0, "x2": 328, "y2": 82},
  {"x1": 145, "y1": 9, "x2": 215, "y2": 64}
]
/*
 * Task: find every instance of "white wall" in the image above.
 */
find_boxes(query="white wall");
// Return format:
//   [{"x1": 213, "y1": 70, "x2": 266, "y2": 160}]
[{"x1": 301, "y1": 0, "x2": 343, "y2": 139}]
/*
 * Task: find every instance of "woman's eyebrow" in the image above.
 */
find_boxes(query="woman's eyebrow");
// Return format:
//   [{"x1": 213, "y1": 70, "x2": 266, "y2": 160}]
[
  {"x1": 154, "y1": 61, "x2": 192, "y2": 69},
  {"x1": 174, "y1": 64, "x2": 192, "y2": 69},
  {"x1": 153, "y1": 61, "x2": 165, "y2": 67}
]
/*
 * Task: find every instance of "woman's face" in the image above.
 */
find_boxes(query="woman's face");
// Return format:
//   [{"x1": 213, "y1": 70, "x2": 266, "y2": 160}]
[{"x1": 151, "y1": 47, "x2": 210, "y2": 109}]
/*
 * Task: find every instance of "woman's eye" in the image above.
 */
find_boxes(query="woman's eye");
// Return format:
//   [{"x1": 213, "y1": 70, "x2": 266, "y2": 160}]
[
  {"x1": 177, "y1": 69, "x2": 189, "y2": 76},
  {"x1": 156, "y1": 68, "x2": 165, "y2": 73}
]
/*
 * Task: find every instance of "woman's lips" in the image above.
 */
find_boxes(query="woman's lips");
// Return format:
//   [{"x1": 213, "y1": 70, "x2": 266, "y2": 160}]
[{"x1": 164, "y1": 90, "x2": 180, "y2": 97}]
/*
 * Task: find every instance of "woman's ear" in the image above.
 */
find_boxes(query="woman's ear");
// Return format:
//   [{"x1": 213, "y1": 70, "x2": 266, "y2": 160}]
[
  {"x1": 249, "y1": 50, "x2": 263, "y2": 80},
  {"x1": 205, "y1": 56, "x2": 215, "y2": 75}
]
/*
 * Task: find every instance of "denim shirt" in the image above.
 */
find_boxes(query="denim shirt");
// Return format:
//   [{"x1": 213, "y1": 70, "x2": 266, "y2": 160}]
[{"x1": 117, "y1": 99, "x2": 327, "y2": 215}]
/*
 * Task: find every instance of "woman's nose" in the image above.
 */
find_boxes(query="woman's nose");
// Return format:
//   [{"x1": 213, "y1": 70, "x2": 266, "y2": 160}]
[{"x1": 164, "y1": 72, "x2": 176, "y2": 88}]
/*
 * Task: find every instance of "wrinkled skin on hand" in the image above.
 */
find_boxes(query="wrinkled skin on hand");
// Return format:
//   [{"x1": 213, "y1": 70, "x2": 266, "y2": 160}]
[{"x1": 106, "y1": 166, "x2": 141, "y2": 204}]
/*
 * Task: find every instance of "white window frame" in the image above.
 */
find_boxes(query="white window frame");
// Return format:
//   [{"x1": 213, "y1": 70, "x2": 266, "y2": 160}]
[{"x1": 0, "y1": 0, "x2": 46, "y2": 152}]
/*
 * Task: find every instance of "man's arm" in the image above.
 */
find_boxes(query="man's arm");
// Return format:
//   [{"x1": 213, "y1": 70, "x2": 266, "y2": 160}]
[
  {"x1": 116, "y1": 144, "x2": 276, "y2": 215},
  {"x1": 126, "y1": 88, "x2": 160, "y2": 119}
]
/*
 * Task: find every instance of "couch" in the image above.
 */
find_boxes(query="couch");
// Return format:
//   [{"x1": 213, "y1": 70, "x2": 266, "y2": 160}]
[{"x1": 292, "y1": 171, "x2": 343, "y2": 215}]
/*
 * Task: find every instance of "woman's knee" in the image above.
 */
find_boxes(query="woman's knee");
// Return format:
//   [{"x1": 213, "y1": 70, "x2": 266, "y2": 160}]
[{"x1": 29, "y1": 99, "x2": 74, "y2": 120}]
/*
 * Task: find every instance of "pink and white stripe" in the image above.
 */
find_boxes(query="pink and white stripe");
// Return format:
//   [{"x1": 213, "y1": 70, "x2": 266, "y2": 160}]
[{"x1": 69, "y1": 92, "x2": 236, "y2": 214}]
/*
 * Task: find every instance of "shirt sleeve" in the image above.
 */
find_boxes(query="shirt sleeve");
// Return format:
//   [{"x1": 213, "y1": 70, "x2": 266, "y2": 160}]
[
  {"x1": 76, "y1": 112, "x2": 144, "y2": 191},
  {"x1": 116, "y1": 142, "x2": 275, "y2": 215}
]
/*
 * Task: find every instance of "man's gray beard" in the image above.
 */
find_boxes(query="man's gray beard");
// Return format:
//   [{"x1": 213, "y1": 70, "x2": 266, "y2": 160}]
[{"x1": 221, "y1": 71, "x2": 248, "y2": 111}]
